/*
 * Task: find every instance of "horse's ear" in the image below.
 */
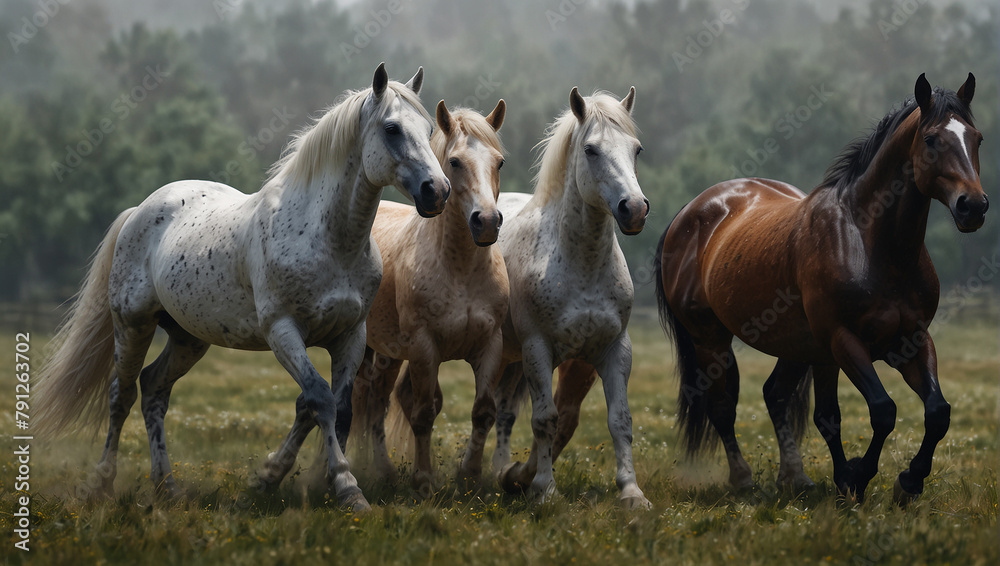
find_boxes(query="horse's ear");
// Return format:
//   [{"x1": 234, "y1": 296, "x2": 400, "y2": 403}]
[
  {"x1": 486, "y1": 99, "x2": 506, "y2": 132},
  {"x1": 405, "y1": 66, "x2": 424, "y2": 96},
  {"x1": 957, "y1": 72, "x2": 975, "y2": 106},
  {"x1": 621, "y1": 86, "x2": 636, "y2": 114},
  {"x1": 373, "y1": 62, "x2": 389, "y2": 100},
  {"x1": 914, "y1": 73, "x2": 932, "y2": 117},
  {"x1": 570, "y1": 87, "x2": 586, "y2": 123},
  {"x1": 436, "y1": 100, "x2": 453, "y2": 136}
]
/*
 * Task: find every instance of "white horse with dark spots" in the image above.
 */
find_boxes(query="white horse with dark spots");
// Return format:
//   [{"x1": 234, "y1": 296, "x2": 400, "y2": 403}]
[
  {"x1": 484, "y1": 88, "x2": 652, "y2": 509},
  {"x1": 33, "y1": 63, "x2": 449, "y2": 512}
]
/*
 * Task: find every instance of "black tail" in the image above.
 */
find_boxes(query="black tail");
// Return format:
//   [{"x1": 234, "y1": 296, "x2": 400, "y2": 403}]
[
  {"x1": 654, "y1": 222, "x2": 716, "y2": 456},
  {"x1": 789, "y1": 367, "x2": 813, "y2": 445}
]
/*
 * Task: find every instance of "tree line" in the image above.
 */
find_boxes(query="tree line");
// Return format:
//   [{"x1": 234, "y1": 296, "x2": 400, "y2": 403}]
[{"x1": 0, "y1": 0, "x2": 996, "y2": 305}]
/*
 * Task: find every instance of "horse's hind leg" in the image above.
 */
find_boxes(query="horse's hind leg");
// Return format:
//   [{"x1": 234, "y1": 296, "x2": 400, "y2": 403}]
[
  {"x1": 91, "y1": 313, "x2": 157, "y2": 498},
  {"x1": 762, "y1": 359, "x2": 814, "y2": 490},
  {"x1": 811, "y1": 364, "x2": 849, "y2": 493},
  {"x1": 553, "y1": 359, "x2": 598, "y2": 460},
  {"x1": 491, "y1": 362, "x2": 524, "y2": 475},
  {"x1": 139, "y1": 315, "x2": 210, "y2": 497},
  {"x1": 698, "y1": 344, "x2": 753, "y2": 489},
  {"x1": 353, "y1": 350, "x2": 403, "y2": 481}
]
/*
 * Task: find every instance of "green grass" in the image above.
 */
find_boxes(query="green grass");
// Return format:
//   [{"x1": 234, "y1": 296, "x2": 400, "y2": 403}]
[{"x1": 0, "y1": 315, "x2": 996, "y2": 565}]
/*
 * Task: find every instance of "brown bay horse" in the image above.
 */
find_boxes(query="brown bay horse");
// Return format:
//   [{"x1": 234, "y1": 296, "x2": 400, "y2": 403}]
[{"x1": 654, "y1": 73, "x2": 986, "y2": 503}]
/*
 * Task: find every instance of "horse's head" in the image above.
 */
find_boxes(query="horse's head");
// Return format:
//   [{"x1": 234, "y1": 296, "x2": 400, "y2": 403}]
[
  {"x1": 568, "y1": 87, "x2": 649, "y2": 235},
  {"x1": 434, "y1": 100, "x2": 506, "y2": 246},
  {"x1": 362, "y1": 63, "x2": 450, "y2": 217},
  {"x1": 911, "y1": 73, "x2": 987, "y2": 233}
]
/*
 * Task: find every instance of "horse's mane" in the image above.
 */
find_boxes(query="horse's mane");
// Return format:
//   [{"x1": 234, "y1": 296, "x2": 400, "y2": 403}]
[
  {"x1": 819, "y1": 87, "x2": 974, "y2": 192},
  {"x1": 266, "y1": 81, "x2": 430, "y2": 188},
  {"x1": 532, "y1": 92, "x2": 638, "y2": 205},
  {"x1": 430, "y1": 107, "x2": 505, "y2": 162}
]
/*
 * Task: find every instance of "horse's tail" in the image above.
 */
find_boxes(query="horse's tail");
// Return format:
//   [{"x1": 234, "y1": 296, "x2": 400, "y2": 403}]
[
  {"x1": 788, "y1": 367, "x2": 813, "y2": 445},
  {"x1": 385, "y1": 365, "x2": 415, "y2": 462},
  {"x1": 34, "y1": 208, "x2": 135, "y2": 439},
  {"x1": 654, "y1": 222, "x2": 714, "y2": 456}
]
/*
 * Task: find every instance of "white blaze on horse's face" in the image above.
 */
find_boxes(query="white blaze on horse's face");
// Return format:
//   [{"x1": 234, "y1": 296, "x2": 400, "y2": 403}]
[
  {"x1": 569, "y1": 87, "x2": 649, "y2": 235},
  {"x1": 362, "y1": 65, "x2": 450, "y2": 218},
  {"x1": 437, "y1": 100, "x2": 506, "y2": 246}
]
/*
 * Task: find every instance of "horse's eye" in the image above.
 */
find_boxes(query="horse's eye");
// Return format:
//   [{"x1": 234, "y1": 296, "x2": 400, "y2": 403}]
[
  {"x1": 584, "y1": 145, "x2": 597, "y2": 157},
  {"x1": 636, "y1": 146, "x2": 644, "y2": 157},
  {"x1": 923, "y1": 134, "x2": 938, "y2": 147},
  {"x1": 384, "y1": 123, "x2": 402, "y2": 136},
  {"x1": 498, "y1": 159, "x2": 505, "y2": 170},
  {"x1": 449, "y1": 158, "x2": 461, "y2": 168}
]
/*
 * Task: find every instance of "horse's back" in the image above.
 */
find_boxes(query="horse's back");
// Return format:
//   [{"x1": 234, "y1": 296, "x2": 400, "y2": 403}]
[
  {"x1": 497, "y1": 192, "x2": 532, "y2": 221},
  {"x1": 110, "y1": 180, "x2": 263, "y2": 346},
  {"x1": 661, "y1": 178, "x2": 812, "y2": 349}
]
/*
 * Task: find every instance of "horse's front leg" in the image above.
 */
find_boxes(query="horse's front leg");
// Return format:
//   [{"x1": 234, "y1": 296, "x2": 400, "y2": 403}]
[
  {"x1": 261, "y1": 318, "x2": 370, "y2": 512},
  {"x1": 403, "y1": 332, "x2": 442, "y2": 499},
  {"x1": 499, "y1": 336, "x2": 558, "y2": 502},
  {"x1": 888, "y1": 334, "x2": 949, "y2": 505},
  {"x1": 459, "y1": 328, "x2": 505, "y2": 486},
  {"x1": 829, "y1": 328, "x2": 896, "y2": 502},
  {"x1": 596, "y1": 332, "x2": 651, "y2": 510}
]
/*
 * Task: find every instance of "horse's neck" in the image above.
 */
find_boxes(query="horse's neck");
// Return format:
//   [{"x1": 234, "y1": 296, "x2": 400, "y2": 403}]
[
  {"x1": 275, "y1": 158, "x2": 382, "y2": 258},
  {"x1": 847, "y1": 120, "x2": 931, "y2": 265},
  {"x1": 426, "y1": 202, "x2": 491, "y2": 270},
  {"x1": 552, "y1": 174, "x2": 618, "y2": 266}
]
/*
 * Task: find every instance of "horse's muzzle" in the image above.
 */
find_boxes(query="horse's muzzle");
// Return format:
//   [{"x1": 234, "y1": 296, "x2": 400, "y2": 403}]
[
  {"x1": 615, "y1": 196, "x2": 650, "y2": 235},
  {"x1": 413, "y1": 178, "x2": 451, "y2": 218},
  {"x1": 953, "y1": 192, "x2": 988, "y2": 233}
]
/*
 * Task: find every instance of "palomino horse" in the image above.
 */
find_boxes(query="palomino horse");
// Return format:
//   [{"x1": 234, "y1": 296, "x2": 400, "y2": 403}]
[
  {"x1": 482, "y1": 88, "x2": 652, "y2": 509},
  {"x1": 655, "y1": 73, "x2": 986, "y2": 503},
  {"x1": 348, "y1": 100, "x2": 509, "y2": 496},
  {"x1": 33, "y1": 64, "x2": 450, "y2": 512}
]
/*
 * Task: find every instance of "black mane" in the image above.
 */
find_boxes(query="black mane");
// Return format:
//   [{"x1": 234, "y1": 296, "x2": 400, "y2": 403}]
[{"x1": 819, "y1": 87, "x2": 974, "y2": 191}]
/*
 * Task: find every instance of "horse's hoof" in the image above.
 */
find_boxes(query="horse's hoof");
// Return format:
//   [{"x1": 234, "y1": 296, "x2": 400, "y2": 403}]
[
  {"x1": 498, "y1": 462, "x2": 529, "y2": 494},
  {"x1": 835, "y1": 457, "x2": 868, "y2": 504},
  {"x1": 341, "y1": 490, "x2": 372, "y2": 513},
  {"x1": 412, "y1": 471, "x2": 436, "y2": 500},
  {"x1": 893, "y1": 478, "x2": 920, "y2": 507},
  {"x1": 154, "y1": 480, "x2": 183, "y2": 501},
  {"x1": 778, "y1": 471, "x2": 816, "y2": 491},
  {"x1": 455, "y1": 468, "x2": 482, "y2": 492},
  {"x1": 620, "y1": 493, "x2": 653, "y2": 511},
  {"x1": 528, "y1": 479, "x2": 558, "y2": 504}
]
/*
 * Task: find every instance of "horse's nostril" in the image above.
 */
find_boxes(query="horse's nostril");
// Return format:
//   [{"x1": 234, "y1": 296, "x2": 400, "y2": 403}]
[
  {"x1": 420, "y1": 180, "x2": 437, "y2": 203},
  {"x1": 618, "y1": 199, "x2": 631, "y2": 218},
  {"x1": 643, "y1": 198, "x2": 651, "y2": 215},
  {"x1": 470, "y1": 211, "x2": 483, "y2": 230},
  {"x1": 955, "y1": 194, "x2": 970, "y2": 215},
  {"x1": 983, "y1": 194, "x2": 990, "y2": 212},
  {"x1": 497, "y1": 211, "x2": 504, "y2": 228}
]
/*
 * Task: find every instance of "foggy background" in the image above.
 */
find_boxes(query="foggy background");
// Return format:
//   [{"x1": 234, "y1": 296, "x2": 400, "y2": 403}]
[{"x1": 0, "y1": 0, "x2": 996, "y2": 308}]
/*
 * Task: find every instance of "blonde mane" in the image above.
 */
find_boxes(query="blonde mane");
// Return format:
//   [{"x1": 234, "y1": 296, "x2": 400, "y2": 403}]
[
  {"x1": 531, "y1": 91, "x2": 638, "y2": 205},
  {"x1": 266, "y1": 80, "x2": 431, "y2": 188},
  {"x1": 430, "y1": 107, "x2": 505, "y2": 163}
]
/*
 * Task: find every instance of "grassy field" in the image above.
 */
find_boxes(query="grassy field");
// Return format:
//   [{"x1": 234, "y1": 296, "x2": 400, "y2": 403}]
[{"x1": 0, "y1": 312, "x2": 996, "y2": 565}]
